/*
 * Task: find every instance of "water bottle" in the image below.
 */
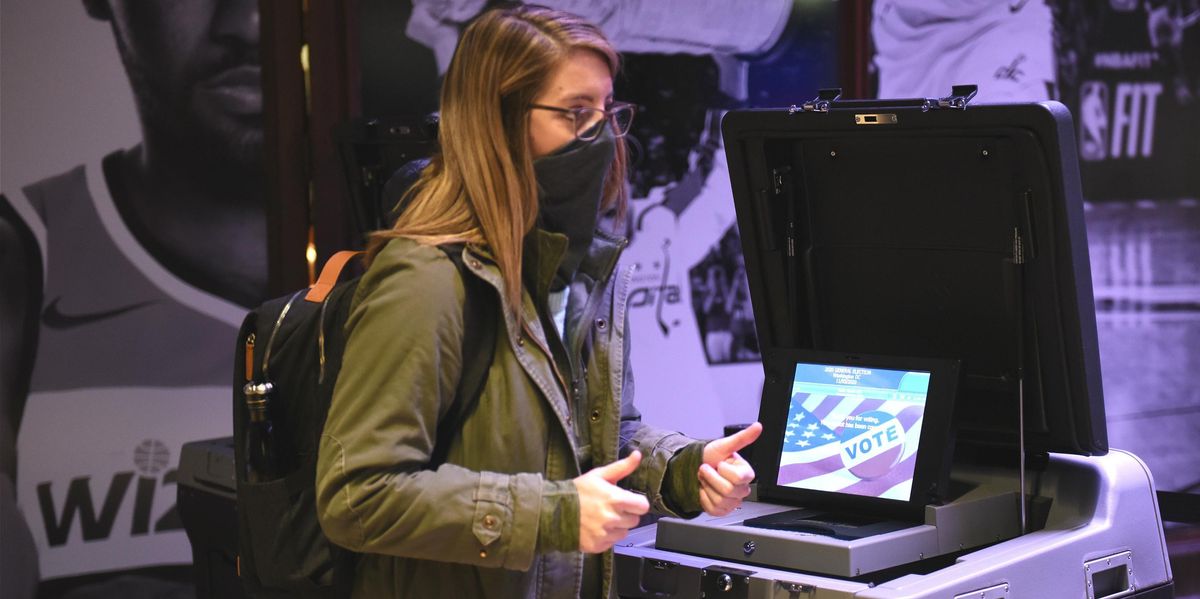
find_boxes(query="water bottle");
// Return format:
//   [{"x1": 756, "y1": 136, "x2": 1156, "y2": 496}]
[{"x1": 243, "y1": 381, "x2": 281, "y2": 483}]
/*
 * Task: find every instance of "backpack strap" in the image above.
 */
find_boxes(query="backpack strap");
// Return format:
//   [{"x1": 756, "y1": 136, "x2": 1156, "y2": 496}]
[
  {"x1": 431, "y1": 244, "x2": 498, "y2": 467},
  {"x1": 306, "y1": 250, "x2": 364, "y2": 303}
]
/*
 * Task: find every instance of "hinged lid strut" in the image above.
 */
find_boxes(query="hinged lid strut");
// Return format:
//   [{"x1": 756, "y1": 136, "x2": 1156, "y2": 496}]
[
  {"x1": 930, "y1": 84, "x2": 979, "y2": 110},
  {"x1": 794, "y1": 88, "x2": 843, "y2": 114}
]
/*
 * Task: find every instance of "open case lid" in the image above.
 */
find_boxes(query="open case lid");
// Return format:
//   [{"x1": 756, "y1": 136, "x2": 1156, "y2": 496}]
[{"x1": 723, "y1": 88, "x2": 1107, "y2": 456}]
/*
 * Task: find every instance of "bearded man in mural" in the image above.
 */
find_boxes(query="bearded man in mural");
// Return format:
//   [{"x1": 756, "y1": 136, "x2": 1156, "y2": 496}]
[{"x1": 0, "y1": 0, "x2": 264, "y2": 596}]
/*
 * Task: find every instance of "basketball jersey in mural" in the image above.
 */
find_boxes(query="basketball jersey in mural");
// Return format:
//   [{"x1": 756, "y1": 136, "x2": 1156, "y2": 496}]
[
  {"x1": 872, "y1": 0, "x2": 1055, "y2": 102},
  {"x1": 620, "y1": 146, "x2": 764, "y2": 438},
  {"x1": 8, "y1": 159, "x2": 241, "y2": 579}
]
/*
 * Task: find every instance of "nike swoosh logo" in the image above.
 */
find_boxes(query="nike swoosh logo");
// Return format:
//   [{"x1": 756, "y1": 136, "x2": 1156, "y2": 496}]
[{"x1": 42, "y1": 297, "x2": 158, "y2": 329}]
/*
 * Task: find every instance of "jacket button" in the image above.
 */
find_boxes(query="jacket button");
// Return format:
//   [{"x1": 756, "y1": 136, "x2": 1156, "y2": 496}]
[
  {"x1": 517, "y1": 337, "x2": 525, "y2": 347},
  {"x1": 483, "y1": 515, "x2": 497, "y2": 528},
  {"x1": 479, "y1": 549, "x2": 488, "y2": 558},
  {"x1": 595, "y1": 318, "x2": 607, "y2": 330},
  {"x1": 590, "y1": 409, "x2": 601, "y2": 422}
]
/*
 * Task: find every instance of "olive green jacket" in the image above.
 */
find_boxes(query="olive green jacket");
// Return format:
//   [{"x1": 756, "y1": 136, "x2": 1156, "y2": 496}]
[{"x1": 315, "y1": 232, "x2": 704, "y2": 598}]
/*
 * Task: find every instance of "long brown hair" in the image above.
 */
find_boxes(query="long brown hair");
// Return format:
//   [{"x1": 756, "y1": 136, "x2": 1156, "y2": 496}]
[{"x1": 367, "y1": 5, "x2": 628, "y2": 315}]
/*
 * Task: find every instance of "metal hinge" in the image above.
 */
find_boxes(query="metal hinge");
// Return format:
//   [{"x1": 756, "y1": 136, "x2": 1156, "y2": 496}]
[
  {"x1": 927, "y1": 84, "x2": 979, "y2": 111},
  {"x1": 791, "y1": 88, "x2": 843, "y2": 114}
]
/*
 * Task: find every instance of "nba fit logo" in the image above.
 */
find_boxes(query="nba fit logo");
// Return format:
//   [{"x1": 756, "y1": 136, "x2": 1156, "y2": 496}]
[
  {"x1": 1080, "y1": 80, "x2": 1164, "y2": 161},
  {"x1": 35, "y1": 439, "x2": 183, "y2": 547}
]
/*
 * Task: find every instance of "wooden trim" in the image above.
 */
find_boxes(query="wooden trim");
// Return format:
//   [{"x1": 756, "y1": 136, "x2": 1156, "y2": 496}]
[
  {"x1": 259, "y1": 0, "x2": 310, "y2": 294},
  {"x1": 307, "y1": 0, "x2": 363, "y2": 264},
  {"x1": 838, "y1": 0, "x2": 873, "y2": 99}
]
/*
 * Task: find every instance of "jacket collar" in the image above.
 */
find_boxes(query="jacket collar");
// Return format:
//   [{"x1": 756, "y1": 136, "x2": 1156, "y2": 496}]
[
  {"x1": 579, "y1": 227, "x2": 628, "y2": 286},
  {"x1": 461, "y1": 227, "x2": 627, "y2": 305},
  {"x1": 520, "y1": 228, "x2": 628, "y2": 299},
  {"x1": 524, "y1": 229, "x2": 569, "y2": 303}
]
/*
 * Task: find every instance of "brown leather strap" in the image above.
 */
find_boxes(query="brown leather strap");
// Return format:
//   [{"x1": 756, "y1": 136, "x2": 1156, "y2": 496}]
[
  {"x1": 305, "y1": 251, "x2": 364, "y2": 303},
  {"x1": 244, "y1": 334, "x2": 255, "y2": 382}
]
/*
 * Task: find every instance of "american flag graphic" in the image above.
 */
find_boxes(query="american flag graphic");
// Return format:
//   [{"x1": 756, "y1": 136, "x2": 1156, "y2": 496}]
[{"x1": 778, "y1": 391, "x2": 925, "y2": 501}]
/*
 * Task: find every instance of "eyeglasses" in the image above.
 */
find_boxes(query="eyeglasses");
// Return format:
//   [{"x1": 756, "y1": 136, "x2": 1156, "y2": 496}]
[{"x1": 530, "y1": 101, "x2": 636, "y2": 142}]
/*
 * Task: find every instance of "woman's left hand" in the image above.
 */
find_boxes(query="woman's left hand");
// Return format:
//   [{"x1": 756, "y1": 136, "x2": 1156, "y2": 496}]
[{"x1": 697, "y1": 422, "x2": 762, "y2": 516}]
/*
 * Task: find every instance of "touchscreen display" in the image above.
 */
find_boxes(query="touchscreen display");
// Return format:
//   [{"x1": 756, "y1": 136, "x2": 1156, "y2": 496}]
[{"x1": 777, "y1": 362, "x2": 931, "y2": 501}]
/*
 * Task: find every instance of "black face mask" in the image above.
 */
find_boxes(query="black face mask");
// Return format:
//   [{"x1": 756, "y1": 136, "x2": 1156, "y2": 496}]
[{"x1": 533, "y1": 122, "x2": 616, "y2": 287}]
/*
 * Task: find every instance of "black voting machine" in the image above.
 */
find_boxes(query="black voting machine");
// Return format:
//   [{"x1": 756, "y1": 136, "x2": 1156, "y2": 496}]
[{"x1": 614, "y1": 88, "x2": 1174, "y2": 598}]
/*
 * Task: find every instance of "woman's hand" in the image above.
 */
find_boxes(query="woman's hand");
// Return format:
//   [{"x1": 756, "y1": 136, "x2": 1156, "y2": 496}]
[
  {"x1": 573, "y1": 451, "x2": 650, "y2": 553},
  {"x1": 698, "y1": 422, "x2": 761, "y2": 516}
]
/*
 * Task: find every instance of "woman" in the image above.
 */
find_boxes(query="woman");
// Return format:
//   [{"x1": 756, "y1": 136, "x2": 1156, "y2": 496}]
[{"x1": 315, "y1": 6, "x2": 760, "y2": 598}]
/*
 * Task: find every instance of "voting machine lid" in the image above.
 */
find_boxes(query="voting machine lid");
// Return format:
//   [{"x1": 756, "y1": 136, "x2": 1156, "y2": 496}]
[{"x1": 722, "y1": 88, "x2": 1107, "y2": 456}]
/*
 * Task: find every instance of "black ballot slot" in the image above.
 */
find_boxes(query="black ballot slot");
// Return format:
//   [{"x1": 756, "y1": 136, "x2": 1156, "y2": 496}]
[
  {"x1": 177, "y1": 437, "x2": 247, "y2": 599},
  {"x1": 743, "y1": 508, "x2": 914, "y2": 541}
]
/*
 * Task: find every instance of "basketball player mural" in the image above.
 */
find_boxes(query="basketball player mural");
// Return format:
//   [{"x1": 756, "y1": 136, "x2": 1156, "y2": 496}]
[
  {"x1": 1, "y1": 0, "x2": 837, "y2": 594},
  {"x1": 1, "y1": 0, "x2": 264, "y2": 596}
]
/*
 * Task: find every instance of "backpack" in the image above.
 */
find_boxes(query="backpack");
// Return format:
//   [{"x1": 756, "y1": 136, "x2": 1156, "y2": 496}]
[{"x1": 232, "y1": 245, "x2": 498, "y2": 598}]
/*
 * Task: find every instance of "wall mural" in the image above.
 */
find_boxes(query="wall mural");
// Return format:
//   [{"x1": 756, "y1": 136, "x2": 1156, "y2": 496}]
[
  {"x1": 872, "y1": 0, "x2": 1200, "y2": 498},
  {"x1": 0, "y1": 1, "x2": 835, "y2": 594},
  {"x1": 1053, "y1": 0, "x2": 1200, "y2": 498},
  {"x1": 1, "y1": 1, "x2": 264, "y2": 597}
]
